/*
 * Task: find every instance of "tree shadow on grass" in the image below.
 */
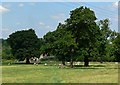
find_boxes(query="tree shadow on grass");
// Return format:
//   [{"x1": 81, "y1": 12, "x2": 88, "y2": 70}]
[
  {"x1": 72, "y1": 64, "x2": 118, "y2": 69},
  {"x1": 74, "y1": 64, "x2": 106, "y2": 67}
]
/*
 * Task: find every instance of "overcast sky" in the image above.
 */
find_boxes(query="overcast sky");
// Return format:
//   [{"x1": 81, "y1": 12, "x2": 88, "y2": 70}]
[{"x1": 0, "y1": 2, "x2": 118, "y2": 39}]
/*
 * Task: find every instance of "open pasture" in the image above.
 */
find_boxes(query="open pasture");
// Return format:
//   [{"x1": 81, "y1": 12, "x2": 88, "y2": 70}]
[{"x1": 1, "y1": 62, "x2": 118, "y2": 83}]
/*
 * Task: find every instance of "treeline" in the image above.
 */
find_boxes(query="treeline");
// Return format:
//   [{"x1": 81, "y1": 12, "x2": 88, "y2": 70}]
[
  {"x1": 2, "y1": 39, "x2": 14, "y2": 60},
  {"x1": 2, "y1": 6, "x2": 120, "y2": 67}
]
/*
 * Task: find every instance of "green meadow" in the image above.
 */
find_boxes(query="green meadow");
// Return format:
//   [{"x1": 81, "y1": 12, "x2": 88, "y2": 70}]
[{"x1": 2, "y1": 62, "x2": 118, "y2": 83}]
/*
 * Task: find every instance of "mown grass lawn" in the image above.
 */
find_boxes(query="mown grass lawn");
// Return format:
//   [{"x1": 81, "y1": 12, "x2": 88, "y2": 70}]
[{"x1": 1, "y1": 62, "x2": 118, "y2": 83}]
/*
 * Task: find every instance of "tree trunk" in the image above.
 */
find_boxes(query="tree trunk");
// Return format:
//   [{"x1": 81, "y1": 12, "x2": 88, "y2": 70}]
[
  {"x1": 26, "y1": 57, "x2": 30, "y2": 64},
  {"x1": 62, "y1": 60, "x2": 65, "y2": 65},
  {"x1": 84, "y1": 56, "x2": 89, "y2": 67},
  {"x1": 70, "y1": 59, "x2": 73, "y2": 68}
]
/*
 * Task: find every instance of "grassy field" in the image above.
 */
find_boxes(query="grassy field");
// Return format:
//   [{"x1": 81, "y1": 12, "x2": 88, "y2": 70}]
[{"x1": 1, "y1": 61, "x2": 118, "y2": 83}]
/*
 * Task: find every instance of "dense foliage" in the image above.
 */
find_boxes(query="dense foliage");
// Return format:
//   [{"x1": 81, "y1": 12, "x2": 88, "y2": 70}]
[
  {"x1": 2, "y1": 39, "x2": 14, "y2": 60},
  {"x1": 114, "y1": 34, "x2": 120, "y2": 62},
  {"x1": 7, "y1": 29, "x2": 40, "y2": 63},
  {"x1": 40, "y1": 24, "x2": 78, "y2": 67},
  {"x1": 65, "y1": 6, "x2": 101, "y2": 66}
]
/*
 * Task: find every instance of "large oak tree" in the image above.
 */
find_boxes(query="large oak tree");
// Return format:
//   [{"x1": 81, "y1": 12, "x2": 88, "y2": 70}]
[{"x1": 65, "y1": 6, "x2": 100, "y2": 66}]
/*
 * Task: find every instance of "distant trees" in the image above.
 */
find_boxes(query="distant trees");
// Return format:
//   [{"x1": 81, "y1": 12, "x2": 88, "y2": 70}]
[
  {"x1": 7, "y1": 29, "x2": 40, "y2": 64},
  {"x1": 98, "y1": 19, "x2": 118, "y2": 62},
  {"x1": 2, "y1": 39, "x2": 14, "y2": 60},
  {"x1": 114, "y1": 34, "x2": 120, "y2": 62},
  {"x1": 97, "y1": 19, "x2": 111, "y2": 62}
]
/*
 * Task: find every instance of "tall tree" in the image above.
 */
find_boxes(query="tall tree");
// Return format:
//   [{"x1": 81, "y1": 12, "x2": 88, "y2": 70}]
[
  {"x1": 65, "y1": 6, "x2": 100, "y2": 66},
  {"x1": 7, "y1": 29, "x2": 40, "y2": 64}
]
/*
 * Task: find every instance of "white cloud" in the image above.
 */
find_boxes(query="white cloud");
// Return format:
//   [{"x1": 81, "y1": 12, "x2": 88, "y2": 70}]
[
  {"x1": 19, "y1": 3, "x2": 24, "y2": 7},
  {"x1": 0, "y1": 5, "x2": 9, "y2": 13},
  {"x1": 45, "y1": 25, "x2": 52, "y2": 29},
  {"x1": 39, "y1": 22, "x2": 45, "y2": 26},
  {"x1": 22, "y1": 28, "x2": 31, "y2": 30},
  {"x1": 2, "y1": 4, "x2": 11, "y2": 8},
  {"x1": 39, "y1": 22, "x2": 53, "y2": 29},
  {"x1": 2, "y1": 28, "x2": 13, "y2": 39},
  {"x1": 29, "y1": 3, "x2": 36, "y2": 6},
  {"x1": 51, "y1": 13, "x2": 67, "y2": 24},
  {"x1": 113, "y1": 2, "x2": 118, "y2": 8},
  {"x1": 16, "y1": 22, "x2": 21, "y2": 25},
  {"x1": 51, "y1": 13, "x2": 65, "y2": 20},
  {"x1": 2, "y1": 28, "x2": 10, "y2": 32}
]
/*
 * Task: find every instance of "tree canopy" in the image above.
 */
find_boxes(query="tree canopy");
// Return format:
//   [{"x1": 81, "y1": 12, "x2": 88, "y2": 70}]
[
  {"x1": 65, "y1": 6, "x2": 101, "y2": 66},
  {"x1": 7, "y1": 29, "x2": 40, "y2": 63}
]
